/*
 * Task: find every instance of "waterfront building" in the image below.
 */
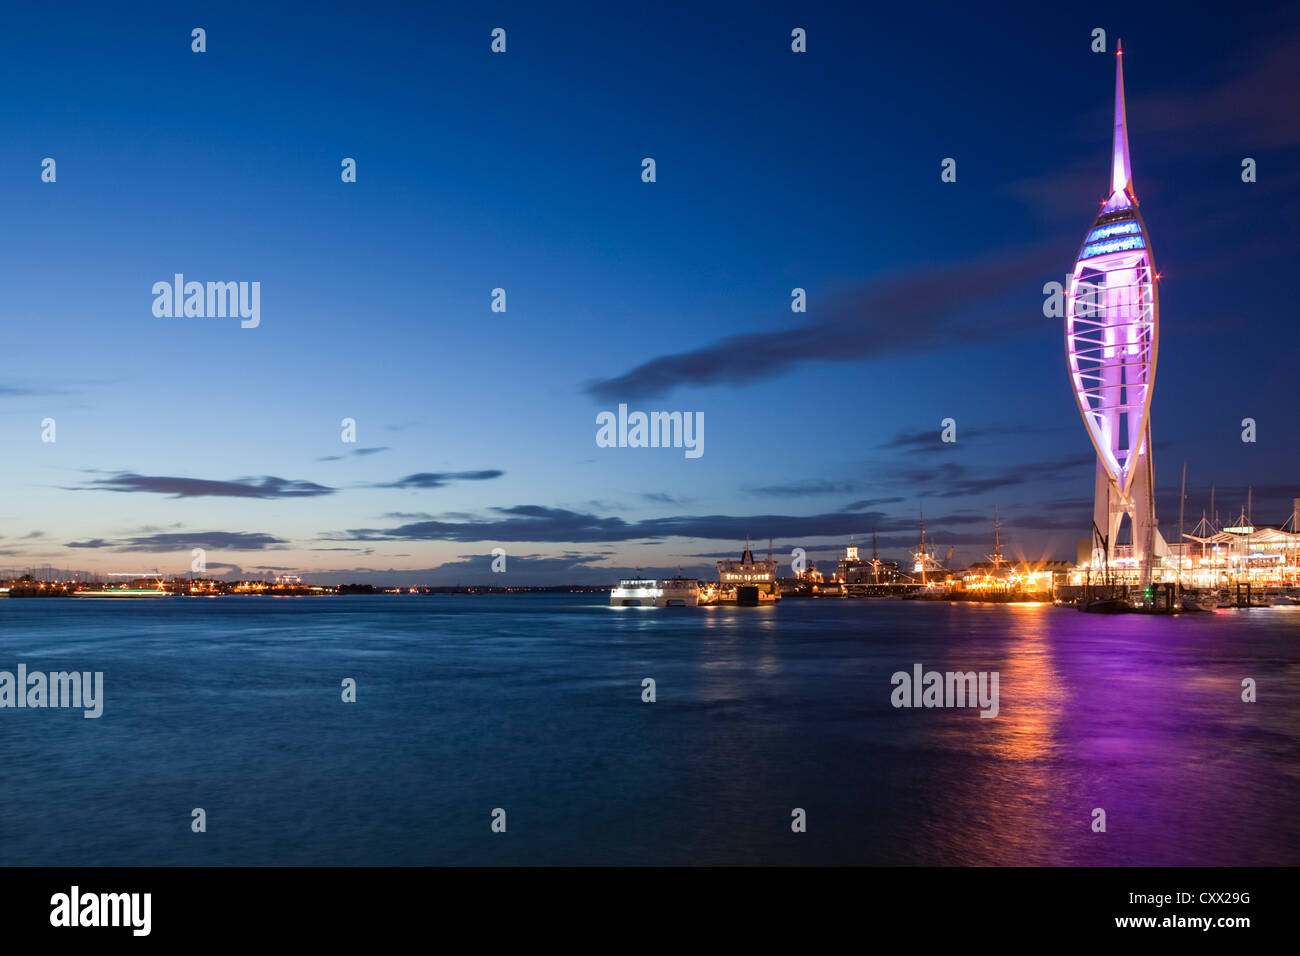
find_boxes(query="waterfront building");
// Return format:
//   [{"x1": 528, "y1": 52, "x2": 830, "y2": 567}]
[
  {"x1": 1066, "y1": 499, "x2": 1300, "y2": 589},
  {"x1": 1161, "y1": 501, "x2": 1299, "y2": 588},
  {"x1": 836, "y1": 535, "x2": 902, "y2": 585}
]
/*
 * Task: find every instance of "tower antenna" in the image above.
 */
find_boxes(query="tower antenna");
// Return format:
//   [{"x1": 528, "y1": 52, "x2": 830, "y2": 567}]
[{"x1": 1108, "y1": 38, "x2": 1134, "y2": 206}]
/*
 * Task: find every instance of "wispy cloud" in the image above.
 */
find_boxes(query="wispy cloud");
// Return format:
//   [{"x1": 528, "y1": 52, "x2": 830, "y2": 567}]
[
  {"x1": 66, "y1": 531, "x2": 288, "y2": 552},
  {"x1": 373, "y1": 471, "x2": 505, "y2": 489},
  {"x1": 640, "y1": 492, "x2": 689, "y2": 505},
  {"x1": 892, "y1": 456, "x2": 1096, "y2": 499},
  {"x1": 336, "y1": 504, "x2": 988, "y2": 545},
  {"x1": 747, "y1": 479, "x2": 864, "y2": 497},
  {"x1": 843, "y1": 496, "x2": 905, "y2": 509},
  {"x1": 316, "y1": 446, "x2": 391, "y2": 462},
  {"x1": 78, "y1": 473, "x2": 334, "y2": 499},
  {"x1": 0, "y1": 383, "x2": 77, "y2": 398},
  {"x1": 584, "y1": 246, "x2": 1064, "y2": 401},
  {"x1": 1135, "y1": 26, "x2": 1300, "y2": 153},
  {"x1": 882, "y1": 424, "x2": 1062, "y2": 454}
]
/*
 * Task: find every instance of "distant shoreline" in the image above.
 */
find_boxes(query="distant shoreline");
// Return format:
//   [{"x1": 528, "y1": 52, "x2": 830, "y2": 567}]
[{"x1": 1, "y1": 584, "x2": 615, "y2": 598}]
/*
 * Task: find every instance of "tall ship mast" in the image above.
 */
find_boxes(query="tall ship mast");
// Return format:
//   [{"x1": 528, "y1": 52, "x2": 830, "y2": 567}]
[
  {"x1": 987, "y1": 507, "x2": 1006, "y2": 573},
  {"x1": 911, "y1": 510, "x2": 948, "y2": 585}
]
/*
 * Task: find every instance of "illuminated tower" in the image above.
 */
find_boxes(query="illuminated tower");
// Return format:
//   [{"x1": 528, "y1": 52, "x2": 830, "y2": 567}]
[{"x1": 1066, "y1": 41, "x2": 1166, "y2": 582}]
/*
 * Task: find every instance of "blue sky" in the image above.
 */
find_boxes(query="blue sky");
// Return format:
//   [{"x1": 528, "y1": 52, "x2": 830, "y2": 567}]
[{"x1": 2, "y1": 1, "x2": 1297, "y2": 583}]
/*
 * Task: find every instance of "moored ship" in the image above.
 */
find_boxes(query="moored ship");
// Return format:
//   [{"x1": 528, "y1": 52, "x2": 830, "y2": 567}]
[
  {"x1": 609, "y1": 575, "x2": 701, "y2": 607},
  {"x1": 72, "y1": 585, "x2": 173, "y2": 598},
  {"x1": 715, "y1": 537, "x2": 781, "y2": 605},
  {"x1": 659, "y1": 576, "x2": 702, "y2": 607}
]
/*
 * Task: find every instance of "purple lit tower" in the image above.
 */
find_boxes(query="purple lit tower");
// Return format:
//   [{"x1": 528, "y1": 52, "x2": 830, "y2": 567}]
[{"x1": 1066, "y1": 41, "x2": 1166, "y2": 581}]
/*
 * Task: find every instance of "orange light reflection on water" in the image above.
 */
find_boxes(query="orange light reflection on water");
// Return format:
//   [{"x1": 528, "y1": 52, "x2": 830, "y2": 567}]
[{"x1": 931, "y1": 603, "x2": 1070, "y2": 864}]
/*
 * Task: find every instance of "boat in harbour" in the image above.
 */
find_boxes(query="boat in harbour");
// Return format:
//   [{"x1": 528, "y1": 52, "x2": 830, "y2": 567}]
[
  {"x1": 72, "y1": 586, "x2": 173, "y2": 598},
  {"x1": 715, "y1": 538, "x2": 781, "y2": 605},
  {"x1": 1077, "y1": 596, "x2": 1131, "y2": 613},
  {"x1": 659, "y1": 575, "x2": 702, "y2": 607},
  {"x1": 609, "y1": 575, "x2": 701, "y2": 607},
  {"x1": 1178, "y1": 588, "x2": 1221, "y2": 612}
]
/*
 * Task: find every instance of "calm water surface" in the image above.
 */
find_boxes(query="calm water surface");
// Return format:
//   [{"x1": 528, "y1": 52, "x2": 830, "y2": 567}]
[{"x1": 1, "y1": 595, "x2": 1296, "y2": 865}]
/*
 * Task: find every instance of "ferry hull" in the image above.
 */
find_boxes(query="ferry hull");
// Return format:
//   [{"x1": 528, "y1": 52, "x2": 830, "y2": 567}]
[{"x1": 714, "y1": 585, "x2": 780, "y2": 606}]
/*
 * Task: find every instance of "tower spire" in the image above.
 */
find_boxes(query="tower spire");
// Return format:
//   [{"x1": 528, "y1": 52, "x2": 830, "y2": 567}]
[{"x1": 1105, "y1": 39, "x2": 1134, "y2": 210}]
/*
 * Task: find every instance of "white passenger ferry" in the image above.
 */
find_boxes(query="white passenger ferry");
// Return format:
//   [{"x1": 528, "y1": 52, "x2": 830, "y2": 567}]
[
  {"x1": 609, "y1": 575, "x2": 701, "y2": 607},
  {"x1": 659, "y1": 576, "x2": 702, "y2": 606}
]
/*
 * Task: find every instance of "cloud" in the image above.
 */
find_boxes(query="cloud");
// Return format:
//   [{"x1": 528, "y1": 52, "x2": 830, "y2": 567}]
[
  {"x1": 747, "y1": 479, "x2": 865, "y2": 497},
  {"x1": 1134, "y1": 26, "x2": 1300, "y2": 152},
  {"x1": 118, "y1": 531, "x2": 287, "y2": 552},
  {"x1": 0, "y1": 384, "x2": 76, "y2": 397},
  {"x1": 67, "y1": 531, "x2": 287, "y2": 552},
  {"x1": 842, "y1": 496, "x2": 905, "y2": 509},
  {"x1": 584, "y1": 245, "x2": 1064, "y2": 401},
  {"x1": 883, "y1": 428, "x2": 957, "y2": 451},
  {"x1": 374, "y1": 470, "x2": 505, "y2": 489},
  {"x1": 892, "y1": 455, "x2": 1097, "y2": 499},
  {"x1": 882, "y1": 423, "x2": 1062, "y2": 454},
  {"x1": 640, "y1": 492, "x2": 688, "y2": 504},
  {"x1": 336, "y1": 503, "x2": 990, "y2": 545},
  {"x1": 79, "y1": 473, "x2": 334, "y2": 499},
  {"x1": 317, "y1": 447, "x2": 391, "y2": 462},
  {"x1": 439, "y1": 551, "x2": 614, "y2": 576}
]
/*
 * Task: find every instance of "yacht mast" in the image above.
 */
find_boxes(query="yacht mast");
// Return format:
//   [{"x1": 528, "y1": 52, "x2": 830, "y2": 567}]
[{"x1": 1177, "y1": 462, "x2": 1186, "y2": 587}]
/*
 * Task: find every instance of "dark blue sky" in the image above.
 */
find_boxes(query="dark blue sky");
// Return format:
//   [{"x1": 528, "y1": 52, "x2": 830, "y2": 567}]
[{"x1": 2, "y1": 1, "x2": 1297, "y2": 582}]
